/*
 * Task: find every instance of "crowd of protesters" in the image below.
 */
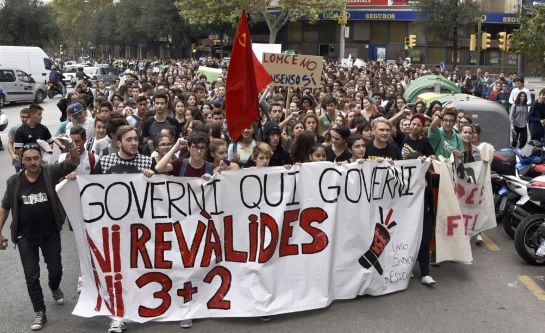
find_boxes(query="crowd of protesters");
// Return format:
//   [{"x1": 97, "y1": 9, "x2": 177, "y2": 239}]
[{"x1": 1, "y1": 54, "x2": 544, "y2": 332}]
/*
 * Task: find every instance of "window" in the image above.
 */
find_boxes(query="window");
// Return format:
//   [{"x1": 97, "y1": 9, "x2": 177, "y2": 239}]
[
  {"x1": 0, "y1": 70, "x2": 16, "y2": 82},
  {"x1": 389, "y1": 22, "x2": 407, "y2": 43},
  {"x1": 17, "y1": 70, "x2": 32, "y2": 83},
  {"x1": 370, "y1": 22, "x2": 388, "y2": 44},
  {"x1": 44, "y1": 58, "x2": 53, "y2": 70}
]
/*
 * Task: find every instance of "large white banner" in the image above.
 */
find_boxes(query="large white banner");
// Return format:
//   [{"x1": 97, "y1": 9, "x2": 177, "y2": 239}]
[
  {"x1": 433, "y1": 159, "x2": 497, "y2": 264},
  {"x1": 58, "y1": 160, "x2": 429, "y2": 322}
]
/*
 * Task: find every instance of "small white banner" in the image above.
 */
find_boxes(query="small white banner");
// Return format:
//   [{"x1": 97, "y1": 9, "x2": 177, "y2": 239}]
[{"x1": 433, "y1": 157, "x2": 497, "y2": 264}]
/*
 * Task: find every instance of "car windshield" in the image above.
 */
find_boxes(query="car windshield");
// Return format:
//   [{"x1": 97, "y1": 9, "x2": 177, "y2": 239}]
[{"x1": 83, "y1": 67, "x2": 98, "y2": 75}]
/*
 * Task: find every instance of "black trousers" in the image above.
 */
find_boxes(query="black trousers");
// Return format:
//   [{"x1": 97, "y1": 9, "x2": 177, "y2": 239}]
[
  {"x1": 418, "y1": 181, "x2": 434, "y2": 277},
  {"x1": 529, "y1": 122, "x2": 544, "y2": 143},
  {"x1": 18, "y1": 233, "x2": 63, "y2": 312},
  {"x1": 512, "y1": 125, "x2": 528, "y2": 148}
]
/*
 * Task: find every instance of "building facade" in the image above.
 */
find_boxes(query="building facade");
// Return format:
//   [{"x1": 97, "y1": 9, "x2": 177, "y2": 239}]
[{"x1": 260, "y1": 0, "x2": 534, "y2": 73}]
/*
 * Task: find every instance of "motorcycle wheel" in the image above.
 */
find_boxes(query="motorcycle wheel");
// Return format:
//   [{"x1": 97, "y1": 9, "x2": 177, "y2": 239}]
[
  {"x1": 34, "y1": 90, "x2": 45, "y2": 103},
  {"x1": 502, "y1": 202, "x2": 516, "y2": 239},
  {"x1": 514, "y1": 214, "x2": 545, "y2": 265},
  {"x1": 47, "y1": 90, "x2": 54, "y2": 99},
  {"x1": 0, "y1": 93, "x2": 5, "y2": 108}
]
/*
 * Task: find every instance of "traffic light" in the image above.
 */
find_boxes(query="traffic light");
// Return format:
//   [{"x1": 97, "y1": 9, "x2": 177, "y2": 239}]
[
  {"x1": 404, "y1": 37, "x2": 409, "y2": 49},
  {"x1": 469, "y1": 34, "x2": 477, "y2": 51},
  {"x1": 191, "y1": 43, "x2": 197, "y2": 53},
  {"x1": 59, "y1": 44, "x2": 64, "y2": 55},
  {"x1": 408, "y1": 34, "x2": 416, "y2": 48},
  {"x1": 481, "y1": 32, "x2": 491, "y2": 50},
  {"x1": 506, "y1": 33, "x2": 512, "y2": 52},
  {"x1": 498, "y1": 32, "x2": 507, "y2": 51}
]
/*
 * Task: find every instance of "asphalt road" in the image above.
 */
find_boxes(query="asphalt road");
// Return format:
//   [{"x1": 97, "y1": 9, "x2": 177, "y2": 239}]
[{"x1": 0, "y1": 97, "x2": 544, "y2": 333}]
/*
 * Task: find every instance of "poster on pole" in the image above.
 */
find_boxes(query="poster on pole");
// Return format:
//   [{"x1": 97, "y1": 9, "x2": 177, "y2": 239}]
[
  {"x1": 262, "y1": 53, "x2": 323, "y2": 88},
  {"x1": 58, "y1": 160, "x2": 429, "y2": 322}
]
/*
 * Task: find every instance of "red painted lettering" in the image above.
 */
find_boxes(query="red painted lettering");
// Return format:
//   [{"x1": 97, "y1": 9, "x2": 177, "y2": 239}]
[
  {"x1": 201, "y1": 220, "x2": 222, "y2": 267},
  {"x1": 258, "y1": 213, "x2": 279, "y2": 263},
  {"x1": 223, "y1": 215, "x2": 248, "y2": 262},
  {"x1": 447, "y1": 215, "x2": 461, "y2": 236},
  {"x1": 172, "y1": 221, "x2": 205, "y2": 268},
  {"x1": 248, "y1": 214, "x2": 258, "y2": 262},
  {"x1": 300, "y1": 207, "x2": 329, "y2": 254},
  {"x1": 279, "y1": 209, "x2": 299, "y2": 257},
  {"x1": 130, "y1": 224, "x2": 152, "y2": 269},
  {"x1": 155, "y1": 223, "x2": 173, "y2": 269}
]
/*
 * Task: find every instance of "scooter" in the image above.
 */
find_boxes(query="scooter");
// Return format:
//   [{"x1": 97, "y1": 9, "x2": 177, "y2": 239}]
[
  {"x1": 492, "y1": 142, "x2": 545, "y2": 238},
  {"x1": 47, "y1": 81, "x2": 65, "y2": 99},
  {"x1": 514, "y1": 175, "x2": 545, "y2": 265}
]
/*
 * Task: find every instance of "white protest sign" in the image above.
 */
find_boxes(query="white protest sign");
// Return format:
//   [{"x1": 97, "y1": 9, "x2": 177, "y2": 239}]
[
  {"x1": 197, "y1": 66, "x2": 222, "y2": 82},
  {"x1": 354, "y1": 58, "x2": 366, "y2": 68},
  {"x1": 252, "y1": 43, "x2": 282, "y2": 64},
  {"x1": 262, "y1": 53, "x2": 323, "y2": 88},
  {"x1": 58, "y1": 160, "x2": 429, "y2": 322},
  {"x1": 341, "y1": 57, "x2": 353, "y2": 68},
  {"x1": 433, "y1": 159, "x2": 496, "y2": 264}
]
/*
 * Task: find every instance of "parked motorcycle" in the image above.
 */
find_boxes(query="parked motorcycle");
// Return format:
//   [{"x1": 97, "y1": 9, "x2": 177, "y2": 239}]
[
  {"x1": 492, "y1": 142, "x2": 545, "y2": 238},
  {"x1": 514, "y1": 175, "x2": 545, "y2": 265}
]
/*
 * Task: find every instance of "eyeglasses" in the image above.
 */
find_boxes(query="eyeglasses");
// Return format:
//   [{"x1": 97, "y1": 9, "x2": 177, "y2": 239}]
[
  {"x1": 191, "y1": 145, "x2": 207, "y2": 152},
  {"x1": 22, "y1": 143, "x2": 41, "y2": 155}
]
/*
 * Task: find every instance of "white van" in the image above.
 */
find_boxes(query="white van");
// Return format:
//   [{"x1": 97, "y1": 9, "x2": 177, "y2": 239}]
[
  {"x1": 0, "y1": 46, "x2": 53, "y2": 86},
  {"x1": 0, "y1": 68, "x2": 47, "y2": 106}
]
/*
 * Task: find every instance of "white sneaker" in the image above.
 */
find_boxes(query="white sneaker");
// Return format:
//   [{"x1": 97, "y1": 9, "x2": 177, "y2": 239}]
[
  {"x1": 421, "y1": 275, "x2": 436, "y2": 285},
  {"x1": 108, "y1": 319, "x2": 127, "y2": 333},
  {"x1": 180, "y1": 319, "x2": 193, "y2": 328},
  {"x1": 475, "y1": 234, "x2": 484, "y2": 245}
]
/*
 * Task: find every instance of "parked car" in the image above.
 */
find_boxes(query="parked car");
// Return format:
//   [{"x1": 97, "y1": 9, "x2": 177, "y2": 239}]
[
  {"x1": 64, "y1": 64, "x2": 88, "y2": 87},
  {"x1": 82, "y1": 66, "x2": 117, "y2": 86},
  {"x1": 0, "y1": 68, "x2": 47, "y2": 106}
]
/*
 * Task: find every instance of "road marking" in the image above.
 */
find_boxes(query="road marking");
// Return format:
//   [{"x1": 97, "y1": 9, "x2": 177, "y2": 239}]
[
  {"x1": 481, "y1": 233, "x2": 500, "y2": 251},
  {"x1": 517, "y1": 275, "x2": 545, "y2": 301}
]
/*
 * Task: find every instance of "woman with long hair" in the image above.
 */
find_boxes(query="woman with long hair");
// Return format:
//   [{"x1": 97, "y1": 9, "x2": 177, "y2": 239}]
[
  {"x1": 207, "y1": 138, "x2": 240, "y2": 172},
  {"x1": 510, "y1": 91, "x2": 530, "y2": 148}
]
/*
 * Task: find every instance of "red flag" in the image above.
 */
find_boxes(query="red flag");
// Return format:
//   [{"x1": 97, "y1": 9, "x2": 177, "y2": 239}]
[{"x1": 225, "y1": 9, "x2": 272, "y2": 142}]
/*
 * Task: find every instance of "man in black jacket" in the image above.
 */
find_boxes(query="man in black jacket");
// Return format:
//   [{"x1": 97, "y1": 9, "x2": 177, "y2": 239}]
[{"x1": 0, "y1": 142, "x2": 80, "y2": 331}]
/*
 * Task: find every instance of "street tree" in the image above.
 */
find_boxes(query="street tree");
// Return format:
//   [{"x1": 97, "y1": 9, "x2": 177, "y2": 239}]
[
  {"x1": 509, "y1": 3, "x2": 545, "y2": 74},
  {"x1": 0, "y1": 0, "x2": 58, "y2": 47},
  {"x1": 417, "y1": 0, "x2": 482, "y2": 68},
  {"x1": 49, "y1": 0, "x2": 112, "y2": 57},
  {"x1": 177, "y1": 0, "x2": 345, "y2": 44},
  {"x1": 252, "y1": 0, "x2": 345, "y2": 43}
]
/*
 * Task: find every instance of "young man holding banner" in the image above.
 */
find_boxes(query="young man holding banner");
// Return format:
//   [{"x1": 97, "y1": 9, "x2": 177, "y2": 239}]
[
  {"x1": 92, "y1": 125, "x2": 154, "y2": 332},
  {"x1": 0, "y1": 142, "x2": 80, "y2": 330}
]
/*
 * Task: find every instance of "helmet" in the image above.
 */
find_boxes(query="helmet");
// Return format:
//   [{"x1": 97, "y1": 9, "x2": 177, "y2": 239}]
[{"x1": 51, "y1": 65, "x2": 57, "y2": 71}]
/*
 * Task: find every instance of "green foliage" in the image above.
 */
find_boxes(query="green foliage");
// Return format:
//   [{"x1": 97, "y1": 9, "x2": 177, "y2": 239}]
[
  {"x1": 510, "y1": 3, "x2": 545, "y2": 66},
  {"x1": 177, "y1": 0, "x2": 345, "y2": 43},
  {"x1": 0, "y1": 0, "x2": 59, "y2": 47},
  {"x1": 49, "y1": 0, "x2": 190, "y2": 57},
  {"x1": 417, "y1": 0, "x2": 481, "y2": 42}
]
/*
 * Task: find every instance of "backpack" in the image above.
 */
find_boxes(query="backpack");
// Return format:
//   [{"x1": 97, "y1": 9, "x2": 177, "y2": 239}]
[
  {"x1": 67, "y1": 151, "x2": 95, "y2": 173},
  {"x1": 178, "y1": 158, "x2": 214, "y2": 177}
]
